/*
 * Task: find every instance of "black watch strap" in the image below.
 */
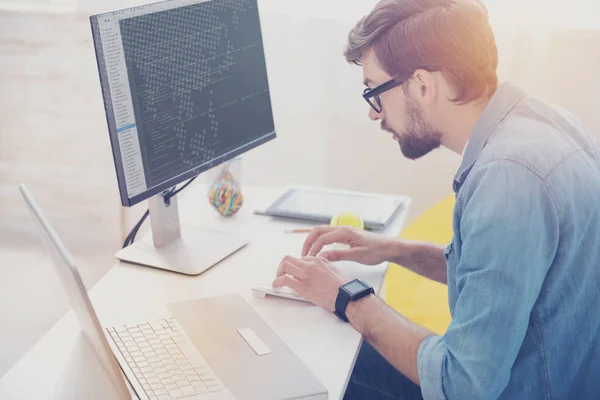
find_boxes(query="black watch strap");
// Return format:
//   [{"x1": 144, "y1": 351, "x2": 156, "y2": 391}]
[
  {"x1": 334, "y1": 279, "x2": 374, "y2": 322},
  {"x1": 334, "y1": 289, "x2": 350, "y2": 322}
]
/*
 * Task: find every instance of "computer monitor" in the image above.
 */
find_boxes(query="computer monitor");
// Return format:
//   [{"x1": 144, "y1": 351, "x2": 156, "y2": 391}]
[{"x1": 90, "y1": 0, "x2": 275, "y2": 275}]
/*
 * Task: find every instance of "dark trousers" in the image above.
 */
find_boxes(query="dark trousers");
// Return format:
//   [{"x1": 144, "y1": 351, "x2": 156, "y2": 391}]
[{"x1": 343, "y1": 341, "x2": 424, "y2": 400}]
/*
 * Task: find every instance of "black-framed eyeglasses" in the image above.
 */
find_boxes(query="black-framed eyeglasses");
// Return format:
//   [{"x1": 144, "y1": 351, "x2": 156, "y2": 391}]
[{"x1": 362, "y1": 76, "x2": 406, "y2": 114}]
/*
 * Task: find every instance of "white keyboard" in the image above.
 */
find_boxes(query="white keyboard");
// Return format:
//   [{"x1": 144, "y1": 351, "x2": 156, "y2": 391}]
[
  {"x1": 107, "y1": 317, "x2": 225, "y2": 399},
  {"x1": 252, "y1": 263, "x2": 309, "y2": 302}
]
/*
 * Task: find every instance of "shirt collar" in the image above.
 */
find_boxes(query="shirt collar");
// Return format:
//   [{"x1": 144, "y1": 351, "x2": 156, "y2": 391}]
[{"x1": 452, "y1": 81, "x2": 526, "y2": 193}]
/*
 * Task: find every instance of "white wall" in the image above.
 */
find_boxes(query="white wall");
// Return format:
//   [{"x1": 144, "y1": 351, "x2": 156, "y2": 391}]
[{"x1": 0, "y1": 0, "x2": 76, "y2": 12}]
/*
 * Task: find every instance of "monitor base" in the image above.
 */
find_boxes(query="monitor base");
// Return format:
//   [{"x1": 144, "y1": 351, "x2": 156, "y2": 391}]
[{"x1": 115, "y1": 225, "x2": 247, "y2": 275}]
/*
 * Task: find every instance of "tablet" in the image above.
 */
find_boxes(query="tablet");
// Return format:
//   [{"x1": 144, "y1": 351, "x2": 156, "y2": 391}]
[{"x1": 259, "y1": 187, "x2": 407, "y2": 231}]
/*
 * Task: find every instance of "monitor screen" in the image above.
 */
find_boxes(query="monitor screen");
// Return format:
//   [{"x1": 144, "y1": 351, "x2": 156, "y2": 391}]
[{"x1": 91, "y1": 0, "x2": 275, "y2": 206}]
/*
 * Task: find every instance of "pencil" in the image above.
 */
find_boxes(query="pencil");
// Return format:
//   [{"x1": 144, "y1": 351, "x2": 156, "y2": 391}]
[{"x1": 285, "y1": 228, "x2": 313, "y2": 233}]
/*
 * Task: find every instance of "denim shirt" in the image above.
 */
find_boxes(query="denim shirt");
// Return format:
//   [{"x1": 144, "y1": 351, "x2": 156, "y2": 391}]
[{"x1": 417, "y1": 82, "x2": 600, "y2": 399}]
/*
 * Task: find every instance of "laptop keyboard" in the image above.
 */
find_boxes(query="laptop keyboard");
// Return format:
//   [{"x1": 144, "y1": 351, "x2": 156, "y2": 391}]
[{"x1": 107, "y1": 317, "x2": 224, "y2": 399}]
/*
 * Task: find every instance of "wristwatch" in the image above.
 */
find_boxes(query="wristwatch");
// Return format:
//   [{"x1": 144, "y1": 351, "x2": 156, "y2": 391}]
[{"x1": 334, "y1": 279, "x2": 374, "y2": 322}]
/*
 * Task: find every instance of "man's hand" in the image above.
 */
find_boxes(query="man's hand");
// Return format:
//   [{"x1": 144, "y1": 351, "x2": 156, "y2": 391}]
[
  {"x1": 302, "y1": 225, "x2": 395, "y2": 265},
  {"x1": 272, "y1": 256, "x2": 347, "y2": 312}
]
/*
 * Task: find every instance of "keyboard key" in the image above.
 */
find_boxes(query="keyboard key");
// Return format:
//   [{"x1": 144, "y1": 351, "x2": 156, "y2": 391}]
[
  {"x1": 200, "y1": 373, "x2": 214, "y2": 381},
  {"x1": 176, "y1": 360, "x2": 191, "y2": 368},
  {"x1": 209, "y1": 384, "x2": 223, "y2": 392},
  {"x1": 158, "y1": 372, "x2": 171, "y2": 380},
  {"x1": 175, "y1": 379, "x2": 188, "y2": 387},
  {"x1": 203, "y1": 378, "x2": 217, "y2": 386},
  {"x1": 157, "y1": 395, "x2": 170, "y2": 400},
  {"x1": 139, "y1": 324, "x2": 151, "y2": 331},
  {"x1": 181, "y1": 386, "x2": 195, "y2": 396},
  {"x1": 115, "y1": 325, "x2": 128, "y2": 333},
  {"x1": 144, "y1": 371, "x2": 157, "y2": 379},
  {"x1": 188, "y1": 375, "x2": 201, "y2": 382},
  {"x1": 183, "y1": 370, "x2": 196, "y2": 377},
  {"x1": 155, "y1": 367, "x2": 167, "y2": 374},
  {"x1": 159, "y1": 319, "x2": 170, "y2": 329},
  {"x1": 194, "y1": 366, "x2": 208, "y2": 374},
  {"x1": 150, "y1": 382, "x2": 163, "y2": 390},
  {"x1": 140, "y1": 366, "x2": 153, "y2": 374},
  {"x1": 192, "y1": 384, "x2": 208, "y2": 394},
  {"x1": 169, "y1": 389, "x2": 184, "y2": 399},
  {"x1": 165, "y1": 383, "x2": 179, "y2": 391},
  {"x1": 165, "y1": 363, "x2": 179, "y2": 371},
  {"x1": 147, "y1": 377, "x2": 160, "y2": 384},
  {"x1": 154, "y1": 388, "x2": 168, "y2": 396},
  {"x1": 151, "y1": 362, "x2": 163, "y2": 368},
  {"x1": 137, "y1": 361, "x2": 150, "y2": 368}
]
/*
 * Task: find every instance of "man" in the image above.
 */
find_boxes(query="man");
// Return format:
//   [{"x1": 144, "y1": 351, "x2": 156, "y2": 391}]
[{"x1": 272, "y1": 0, "x2": 600, "y2": 399}]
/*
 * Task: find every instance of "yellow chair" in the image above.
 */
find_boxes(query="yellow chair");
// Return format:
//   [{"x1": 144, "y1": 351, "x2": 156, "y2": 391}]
[{"x1": 384, "y1": 195, "x2": 454, "y2": 335}]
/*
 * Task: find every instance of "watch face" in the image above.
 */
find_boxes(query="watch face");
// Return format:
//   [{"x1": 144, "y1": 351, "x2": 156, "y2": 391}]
[{"x1": 344, "y1": 280, "x2": 368, "y2": 295}]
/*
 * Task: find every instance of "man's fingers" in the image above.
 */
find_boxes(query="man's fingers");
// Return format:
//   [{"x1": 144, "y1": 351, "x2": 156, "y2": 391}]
[
  {"x1": 321, "y1": 247, "x2": 365, "y2": 262},
  {"x1": 272, "y1": 274, "x2": 301, "y2": 291},
  {"x1": 308, "y1": 229, "x2": 352, "y2": 257},
  {"x1": 276, "y1": 260, "x2": 306, "y2": 279},
  {"x1": 319, "y1": 250, "x2": 344, "y2": 262},
  {"x1": 301, "y1": 225, "x2": 338, "y2": 256}
]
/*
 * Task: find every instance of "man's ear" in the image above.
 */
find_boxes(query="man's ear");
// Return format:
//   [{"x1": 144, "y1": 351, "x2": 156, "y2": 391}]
[{"x1": 412, "y1": 69, "x2": 437, "y2": 105}]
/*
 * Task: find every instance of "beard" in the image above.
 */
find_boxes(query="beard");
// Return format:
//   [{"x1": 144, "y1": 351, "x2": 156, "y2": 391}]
[{"x1": 381, "y1": 96, "x2": 442, "y2": 160}]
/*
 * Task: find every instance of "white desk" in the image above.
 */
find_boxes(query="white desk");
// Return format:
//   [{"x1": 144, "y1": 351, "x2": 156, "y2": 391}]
[{"x1": 0, "y1": 185, "x2": 410, "y2": 400}]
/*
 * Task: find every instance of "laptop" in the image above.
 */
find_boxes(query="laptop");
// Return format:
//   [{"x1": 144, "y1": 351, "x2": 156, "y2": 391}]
[{"x1": 19, "y1": 184, "x2": 327, "y2": 400}]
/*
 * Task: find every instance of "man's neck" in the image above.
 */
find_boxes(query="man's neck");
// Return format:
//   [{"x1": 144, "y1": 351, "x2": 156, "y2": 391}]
[{"x1": 440, "y1": 97, "x2": 491, "y2": 155}]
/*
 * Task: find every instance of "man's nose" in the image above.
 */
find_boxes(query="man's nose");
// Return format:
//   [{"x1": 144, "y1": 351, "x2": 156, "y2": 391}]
[{"x1": 369, "y1": 107, "x2": 383, "y2": 121}]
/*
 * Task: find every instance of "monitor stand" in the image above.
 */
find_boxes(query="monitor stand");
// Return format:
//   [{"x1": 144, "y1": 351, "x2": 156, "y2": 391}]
[{"x1": 115, "y1": 191, "x2": 247, "y2": 275}]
